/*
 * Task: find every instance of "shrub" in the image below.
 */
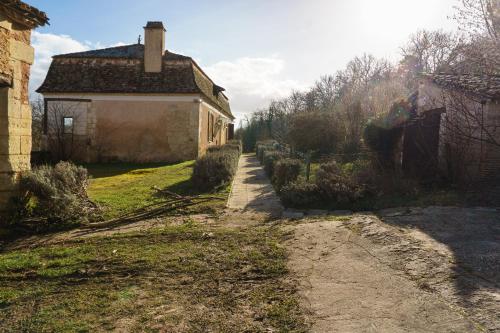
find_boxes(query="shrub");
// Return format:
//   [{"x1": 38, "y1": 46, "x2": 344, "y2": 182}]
[
  {"x1": 207, "y1": 144, "x2": 240, "y2": 156},
  {"x1": 350, "y1": 159, "x2": 419, "y2": 197},
  {"x1": 192, "y1": 144, "x2": 240, "y2": 191},
  {"x1": 226, "y1": 139, "x2": 243, "y2": 155},
  {"x1": 256, "y1": 141, "x2": 277, "y2": 163},
  {"x1": 280, "y1": 181, "x2": 323, "y2": 208},
  {"x1": 273, "y1": 158, "x2": 303, "y2": 192},
  {"x1": 315, "y1": 161, "x2": 363, "y2": 204},
  {"x1": 263, "y1": 150, "x2": 284, "y2": 176},
  {"x1": 287, "y1": 111, "x2": 341, "y2": 155},
  {"x1": 18, "y1": 161, "x2": 99, "y2": 229},
  {"x1": 363, "y1": 99, "x2": 410, "y2": 170}
]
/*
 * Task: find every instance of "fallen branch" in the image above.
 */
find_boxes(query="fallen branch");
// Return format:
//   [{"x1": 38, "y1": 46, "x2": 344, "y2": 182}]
[{"x1": 82, "y1": 190, "x2": 224, "y2": 230}]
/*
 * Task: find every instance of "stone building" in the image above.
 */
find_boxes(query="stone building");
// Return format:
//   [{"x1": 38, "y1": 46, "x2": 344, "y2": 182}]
[
  {"x1": 0, "y1": 1, "x2": 48, "y2": 213},
  {"x1": 411, "y1": 72, "x2": 500, "y2": 185},
  {"x1": 38, "y1": 21, "x2": 234, "y2": 163}
]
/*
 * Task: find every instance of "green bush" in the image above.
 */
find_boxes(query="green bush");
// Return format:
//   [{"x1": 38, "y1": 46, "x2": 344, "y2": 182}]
[
  {"x1": 315, "y1": 161, "x2": 363, "y2": 204},
  {"x1": 226, "y1": 139, "x2": 243, "y2": 155},
  {"x1": 273, "y1": 158, "x2": 303, "y2": 192},
  {"x1": 363, "y1": 99, "x2": 409, "y2": 170},
  {"x1": 18, "y1": 161, "x2": 99, "y2": 230},
  {"x1": 207, "y1": 144, "x2": 240, "y2": 155},
  {"x1": 263, "y1": 150, "x2": 284, "y2": 177},
  {"x1": 280, "y1": 181, "x2": 322, "y2": 208},
  {"x1": 256, "y1": 141, "x2": 276, "y2": 163},
  {"x1": 192, "y1": 143, "x2": 240, "y2": 191}
]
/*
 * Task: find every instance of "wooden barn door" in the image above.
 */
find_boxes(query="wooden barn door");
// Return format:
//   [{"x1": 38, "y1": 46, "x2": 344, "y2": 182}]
[{"x1": 402, "y1": 108, "x2": 444, "y2": 179}]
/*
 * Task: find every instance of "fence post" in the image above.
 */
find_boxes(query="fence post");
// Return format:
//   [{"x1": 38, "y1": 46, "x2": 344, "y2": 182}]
[{"x1": 305, "y1": 150, "x2": 311, "y2": 181}]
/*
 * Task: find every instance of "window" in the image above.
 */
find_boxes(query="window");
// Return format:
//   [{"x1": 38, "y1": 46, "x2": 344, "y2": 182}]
[
  {"x1": 63, "y1": 117, "x2": 74, "y2": 134},
  {"x1": 207, "y1": 112, "x2": 214, "y2": 142}
]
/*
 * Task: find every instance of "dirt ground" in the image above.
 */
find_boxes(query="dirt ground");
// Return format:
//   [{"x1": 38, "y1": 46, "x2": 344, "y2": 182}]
[
  {"x1": 285, "y1": 206, "x2": 499, "y2": 332},
  {"x1": 4, "y1": 206, "x2": 498, "y2": 332}
]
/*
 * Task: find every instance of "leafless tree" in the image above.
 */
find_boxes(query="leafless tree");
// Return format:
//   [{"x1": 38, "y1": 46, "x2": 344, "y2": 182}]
[
  {"x1": 45, "y1": 101, "x2": 85, "y2": 161},
  {"x1": 453, "y1": 0, "x2": 499, "y2": 41},
  {"x1": 30, "y1": 96, "x2": 44, "y2": 152}
]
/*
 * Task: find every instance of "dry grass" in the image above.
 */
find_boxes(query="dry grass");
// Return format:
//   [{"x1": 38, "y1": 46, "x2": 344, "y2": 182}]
[{"x1": 0, "y1": 221, "x2": 307, "y2": 332}]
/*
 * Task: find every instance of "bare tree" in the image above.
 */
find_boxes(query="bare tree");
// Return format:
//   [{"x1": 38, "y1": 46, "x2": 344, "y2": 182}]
[
  {"x1": 453, "y1": 0, "x2": 499, "y2": 41},
  {"x1": 30, "y1": 96, "x2": 44, "y2": 152},
  {"x1": 45, "y1": 101, "x2": 86, "y2": 161}
]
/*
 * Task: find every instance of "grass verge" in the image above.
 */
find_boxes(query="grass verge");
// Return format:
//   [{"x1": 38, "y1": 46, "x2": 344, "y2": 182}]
[
  {"x1": 0, "y1": 222, "x2": 307, "y2": 332},
  {"x1": 86, "y1": 161, "x2": 228, "y2": 220}
]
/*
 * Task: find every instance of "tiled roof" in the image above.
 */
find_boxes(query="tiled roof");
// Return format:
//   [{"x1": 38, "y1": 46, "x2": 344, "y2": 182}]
[
  {"x1": 0, "y1": 0, "x2": 49, "y2": 28},
  {"x1": 424, "y1": 73, "x2": 500, "y2": 100},
  {"x1": 52, "y1": 44, "x2": 148, "y2": 59},
  {"x1": 37, "y1": 44, "x2": 233, "y2": 119}
]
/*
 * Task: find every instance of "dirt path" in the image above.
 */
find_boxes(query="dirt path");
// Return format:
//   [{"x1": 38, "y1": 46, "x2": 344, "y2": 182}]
[{"x1": 285, "y1": 212, "x2": 498, "y2": 332}]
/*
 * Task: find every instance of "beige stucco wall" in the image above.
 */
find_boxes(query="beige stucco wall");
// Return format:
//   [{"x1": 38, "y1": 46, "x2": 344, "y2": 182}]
[
  {"x1": 0, "y1": 14, "x2": 34, "y2": 213},
  {"x1": 44, "y1": 94, "x2": 233, "y2": 163},
  {"x1": 46, "y1": 97, "x2": 203, "y2": 163},
  {"x1": 44, "y1": 100, "x2": 90, "y2": 161},
  {"x1": 198, "y1": 102, "x2": 229, "y2": 156},
  {"x1": 92, "y1": 100, "x2": 200, "y2": 162}
]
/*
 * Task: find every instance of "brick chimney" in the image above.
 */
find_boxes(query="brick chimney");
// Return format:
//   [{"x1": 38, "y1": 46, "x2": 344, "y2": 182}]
[{"x1": 144, "y1": 21, "x2": 165, "y2": 73}]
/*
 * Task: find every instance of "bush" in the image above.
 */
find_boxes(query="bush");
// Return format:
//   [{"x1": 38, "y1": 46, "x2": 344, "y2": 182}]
[
  {"x1": 263, "y1": 150, "x2": 284, "y2": 176},
  {"x1": 192, "y1": 143, "x2": 240, "y2": 191},
  {"x1": 18, "y1": 161, "x2": 99, "y2": 229},
  {"x1": 315, "y1": 161, "x2": 363, "y2": 204},
  {"x1": 363, "y1": 99, "x2": 409, "y2": 170},
  {"x1": 256, "y1": 141, "x2": 277, "y2": 163},
  {"x1": 226, "y1": 139, "x2": 243, "y2": 155},
  {"x1": 287, "y1": 111, "x2": 341, "y2": 155},
  {"x1": 273, "y1": 158, "x2": 303, "y2": 192},
  {"x1": 280, "y1": 181, "x2": 323, "y2": 208}
]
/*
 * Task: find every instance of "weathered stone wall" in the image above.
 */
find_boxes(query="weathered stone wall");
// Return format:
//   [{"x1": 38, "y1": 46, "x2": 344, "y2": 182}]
[
  {"x1": 419, "y1": 80, "x2": 500, "y2": 184},
  {"x1": 0, "y1": 15, "x2": 34, "y2": 213}
]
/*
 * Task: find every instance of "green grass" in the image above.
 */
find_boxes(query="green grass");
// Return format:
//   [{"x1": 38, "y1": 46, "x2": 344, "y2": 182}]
[
  {"x1": 0, "y1": 223, "x2": 307, "y2": 332},
  {"x1": 86, "y1": 161, "x2": 228, "y2": 219}
]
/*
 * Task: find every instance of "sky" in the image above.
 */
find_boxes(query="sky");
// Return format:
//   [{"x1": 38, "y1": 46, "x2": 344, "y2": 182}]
[{"x1": 27, "y1": 0, "x2": 460, "y2": 124}]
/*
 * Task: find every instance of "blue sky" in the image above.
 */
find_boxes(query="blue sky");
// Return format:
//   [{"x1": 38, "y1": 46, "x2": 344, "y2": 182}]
[{"x1": 29, "y1": 0, "x2": 459, "y2": 123}]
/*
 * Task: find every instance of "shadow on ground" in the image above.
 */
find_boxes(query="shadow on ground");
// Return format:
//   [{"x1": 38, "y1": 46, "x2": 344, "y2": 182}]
[{"x1": 376, "y1": 206, "x2": 500, "y2": 331}]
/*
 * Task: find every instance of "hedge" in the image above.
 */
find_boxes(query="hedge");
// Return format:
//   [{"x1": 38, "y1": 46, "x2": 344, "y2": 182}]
[{"x1": 192, "y1": 141, "x2": 242, "y2": 191}]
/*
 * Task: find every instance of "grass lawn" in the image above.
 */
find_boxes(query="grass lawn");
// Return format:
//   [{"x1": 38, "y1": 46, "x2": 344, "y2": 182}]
[
  {"x1": 0, "y1": 222, "x2": 307, "y2": 332},
  {"x1": 86, "y1": 161, "x2": 229, "y2": 220}
]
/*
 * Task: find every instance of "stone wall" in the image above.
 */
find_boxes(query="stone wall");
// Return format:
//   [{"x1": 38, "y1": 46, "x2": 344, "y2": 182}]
[{"x1": 0, "y1": 15, "x2": 34, "y2": 213}]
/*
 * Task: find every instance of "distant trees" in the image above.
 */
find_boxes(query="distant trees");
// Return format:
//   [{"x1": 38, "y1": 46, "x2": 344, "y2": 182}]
[
  {"x1": 237, "y1": 0, "x2": 499, "y2": 164},
  {"x1": 236, "y1": 54, "x2": 405, "y2": 157},
  {"x1": 400, "y1": 30, "x2": 463, "y2": 90}
]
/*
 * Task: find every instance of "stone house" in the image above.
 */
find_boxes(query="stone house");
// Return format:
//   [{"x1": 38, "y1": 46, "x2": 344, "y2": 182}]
[
  {"x1": 403, "y1": 72, "x2": 500, "y2": 185},
  {"x1": 0, "y1": 0, "x2": 48, "y2": 212},
  {"x1": 37, "y1": 21, "x2": 234, "y2": 163}
]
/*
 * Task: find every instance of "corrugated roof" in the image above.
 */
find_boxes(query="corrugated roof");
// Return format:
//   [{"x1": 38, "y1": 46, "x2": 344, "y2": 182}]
[{"x1": 37, "y1": 44, "x2": 233, "y2": 119}]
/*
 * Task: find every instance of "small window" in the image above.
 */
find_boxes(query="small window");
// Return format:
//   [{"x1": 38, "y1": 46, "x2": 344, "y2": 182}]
[{"x1": 63, "y1": 117, "x2": 74, "y2": 134}]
